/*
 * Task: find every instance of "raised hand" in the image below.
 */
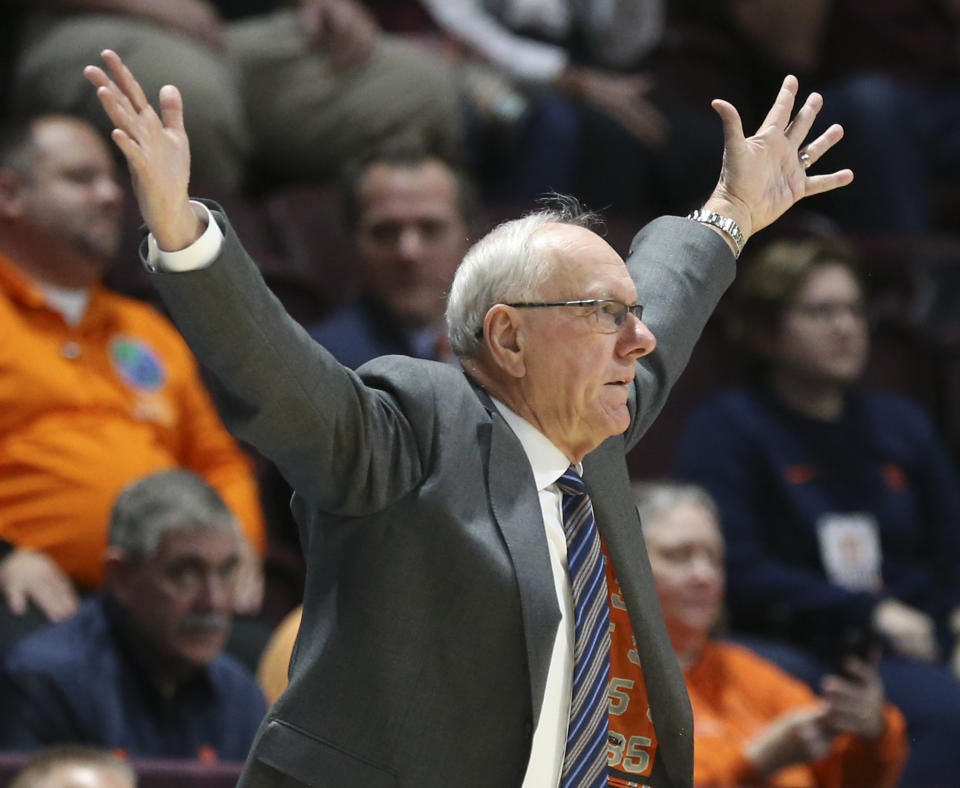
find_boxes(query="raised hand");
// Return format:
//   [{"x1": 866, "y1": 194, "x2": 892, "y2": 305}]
[
  {"x1": 704, "y1": 75, "x2": 853, "y2": 242},
  {"x1": 83, "y1": 50, "x2": 203, "y2": 252}
]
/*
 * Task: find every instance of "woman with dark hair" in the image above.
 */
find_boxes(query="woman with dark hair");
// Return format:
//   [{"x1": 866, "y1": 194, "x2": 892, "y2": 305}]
[{"x1": 674, "y1": 237, "x2": 960, "y2": 787}]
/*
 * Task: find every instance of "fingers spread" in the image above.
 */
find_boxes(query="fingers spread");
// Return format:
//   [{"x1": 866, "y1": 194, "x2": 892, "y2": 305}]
[
  {"x1": 804, "y1": 169, "x2": 855, "y2": 197},
  {"x1": 785, "y1": 92, "x2": 823, "y2": 145},
  {"x1": 759, "y1": 75, "x2": 799, "y2": 131},
  {"x1": 799, "y1": 123, "x2": 845, "y2": 168},
  {"x1": 711, "y1": 98, "x2": 745, "y2": 146},
  {"x1": 101, "y1": 49, "x2": 151, "y2": 114}
]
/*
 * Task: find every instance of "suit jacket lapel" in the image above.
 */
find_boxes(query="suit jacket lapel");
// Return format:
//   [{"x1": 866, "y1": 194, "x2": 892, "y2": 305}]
[
  {"x1": 584, "y1": 440, "x2": 693, "y2": 788},
  {"x1": 477, "y1": 384, "x2": 561, "y2": 731}
]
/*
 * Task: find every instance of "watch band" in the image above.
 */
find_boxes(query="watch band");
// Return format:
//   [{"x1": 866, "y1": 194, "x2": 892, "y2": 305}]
[{"x1": 686, "y1": 209, "x2": 745, "y2": 258}]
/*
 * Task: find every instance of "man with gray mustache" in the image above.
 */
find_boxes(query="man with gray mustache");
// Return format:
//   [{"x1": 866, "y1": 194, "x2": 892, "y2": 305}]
[{"x1": 0, "y1": 470, "x2": 267, "y2": 759}]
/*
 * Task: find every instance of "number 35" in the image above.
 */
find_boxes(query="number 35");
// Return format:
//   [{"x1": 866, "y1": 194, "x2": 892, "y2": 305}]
[{"x1": 607, "y1": 731, "x2": 652, "y2": 774}]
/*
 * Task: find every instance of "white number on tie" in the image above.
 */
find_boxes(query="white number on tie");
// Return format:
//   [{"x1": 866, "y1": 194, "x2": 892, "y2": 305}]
[
  {"x1": 608, "y1": 677, "x2": 634, "y2": 715},
  {"x1": 607, "y1": 732, "x2": 652, "y2": 774}
]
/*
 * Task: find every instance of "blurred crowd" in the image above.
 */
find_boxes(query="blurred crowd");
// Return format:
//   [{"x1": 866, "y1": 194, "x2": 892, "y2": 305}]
[{"x1": 1, "y1": 0, "x2": 960, "y2": 786}]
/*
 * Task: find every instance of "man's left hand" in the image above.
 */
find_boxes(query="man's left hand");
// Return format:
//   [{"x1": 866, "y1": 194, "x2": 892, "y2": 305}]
[{"x1": 704, "y1": 75, "x2": 853, "y2": 244}]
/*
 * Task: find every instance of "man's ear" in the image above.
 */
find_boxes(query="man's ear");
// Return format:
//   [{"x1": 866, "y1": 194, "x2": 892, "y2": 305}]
[
  {"x1": 104, "y1": 547, "x2": 135, "y2": 605},
  {"x1": 484, "y1": 304, "x2": 526, "y2": 379},
  {"x1": 0, "y1": 170, "x2": 24, "y2": 220}
]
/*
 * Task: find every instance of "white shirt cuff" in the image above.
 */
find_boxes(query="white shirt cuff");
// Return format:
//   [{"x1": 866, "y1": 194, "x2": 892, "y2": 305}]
[{"x1": 146, "y1": 201, "x2": 224, "y2": 272}]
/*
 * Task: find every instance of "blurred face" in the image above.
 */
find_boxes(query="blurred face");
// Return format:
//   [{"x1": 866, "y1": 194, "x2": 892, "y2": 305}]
[
  {"x1": 114, "y1": 526, "x2": 240, "y2": 672},
  {"x1": 14, "y1": 117, "x2": 123, "y2": 282},
  {"x1": 515, "y1": 224, "x2": 657, "y2": 460},
  {"x1": 770, "y1": 263, "x2": 869, "y2": 386},
  {"x1": 355, "y1": 159, "x2": 469, "y2": 328},
  {"x1": 646, "y1": 502, "x2": 725, "y2": 642}
]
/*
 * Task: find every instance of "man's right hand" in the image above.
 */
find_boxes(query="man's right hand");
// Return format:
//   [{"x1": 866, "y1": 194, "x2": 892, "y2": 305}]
[
  {"x1": 0, "y1": 548, "x2": 79, "y2": 622},
  {"x1": 872, "y1": 598, "x2": 939, "y2": 662},
  {"x1": 83, "y1": 51, "x2": 203, "y2": 252}
]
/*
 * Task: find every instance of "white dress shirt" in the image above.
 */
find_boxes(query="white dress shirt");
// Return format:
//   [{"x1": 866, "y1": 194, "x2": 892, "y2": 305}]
[{"x1": 491, "y1": 398, "x2": 578, "y2": 788}]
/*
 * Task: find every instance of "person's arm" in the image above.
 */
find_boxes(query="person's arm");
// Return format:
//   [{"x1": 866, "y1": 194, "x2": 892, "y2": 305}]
[
  {"x1": 812, "y1": 658, "x2": 908, "y2": 788},
  {"x1": 420, "y1": 0, "x2": 570, "y2": 82},
  {"x1": 690, "y1": 643, "x2": 835, "y2": 784},
  {"x1": 83, "y1": 52, "x2": 425, "y2": 515},
  {"x1": 626, "y1": 77, "x2": 851, "y2": 445}
]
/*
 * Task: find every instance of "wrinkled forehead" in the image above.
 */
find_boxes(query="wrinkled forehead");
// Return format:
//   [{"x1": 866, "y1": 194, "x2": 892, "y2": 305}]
[{"x1": 529, "y1": 223, "x2": 634, "y2": 300}]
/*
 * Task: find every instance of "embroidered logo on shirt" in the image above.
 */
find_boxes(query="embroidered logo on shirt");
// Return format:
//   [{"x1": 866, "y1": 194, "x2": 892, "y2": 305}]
[
  {"x1": 785, "y1": 464, "x2": 816, "y2": 484},
  {"x1": 110, "y1": 336, "x2": 166, "y2": 390},
  {"x1": 883, "y1": 463, "x2": 908, "y2": 492}
]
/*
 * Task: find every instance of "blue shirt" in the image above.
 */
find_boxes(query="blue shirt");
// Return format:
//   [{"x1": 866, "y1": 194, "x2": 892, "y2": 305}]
[{"x1": 0, "y1": 596, "x2": 266, "y2": 760}]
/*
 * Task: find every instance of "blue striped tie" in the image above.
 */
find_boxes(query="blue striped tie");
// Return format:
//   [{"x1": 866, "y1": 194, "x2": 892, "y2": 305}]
[{"x1": 557, "y1": 467, "x2": 610, "y2": 788}]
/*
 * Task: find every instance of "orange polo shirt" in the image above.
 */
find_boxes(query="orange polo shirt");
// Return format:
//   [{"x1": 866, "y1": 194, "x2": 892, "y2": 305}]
[
  {"x1": 686, "y1": 641, "x2": 907, "y2": 788},
  {"x1": 0, "y1": 253, "x2": 265, "y2": 588}
]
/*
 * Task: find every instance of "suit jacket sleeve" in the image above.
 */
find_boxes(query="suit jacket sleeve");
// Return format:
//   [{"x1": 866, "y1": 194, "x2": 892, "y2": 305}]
[
  {"x1": 145, "y1": 208, "x2": 425, "y2": 517},
  {"x1": 622, "y1": 216, "x2": 736, "y2": 451}
]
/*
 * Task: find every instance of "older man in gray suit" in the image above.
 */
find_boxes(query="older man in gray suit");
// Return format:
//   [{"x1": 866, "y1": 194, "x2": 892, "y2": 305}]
[{"x1": 85, "y1": 51, "x2": 851, "y2": 788}]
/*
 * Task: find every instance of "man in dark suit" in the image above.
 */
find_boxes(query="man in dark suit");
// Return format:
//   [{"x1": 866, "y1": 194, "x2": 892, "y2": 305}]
[
  {"x1": 85, "y1": 50, "x2": 851, "y2": 788},
  {"x1": 308, "y1": 136, "x2": 477, "y2": 368}
]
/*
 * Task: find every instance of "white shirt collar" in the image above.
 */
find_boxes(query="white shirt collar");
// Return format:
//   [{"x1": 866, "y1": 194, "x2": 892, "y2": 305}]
[
  {"x1": 39, "y1": 282, "x2": 91, "y2": 327},
  {"x1": 489, "y1": 396, "x2": 575, "y2": 491}
]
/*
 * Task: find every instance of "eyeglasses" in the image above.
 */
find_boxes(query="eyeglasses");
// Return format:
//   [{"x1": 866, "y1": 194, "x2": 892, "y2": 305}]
[{"x1": 506, "y1": 299, "x2": 644, "y2": 333}]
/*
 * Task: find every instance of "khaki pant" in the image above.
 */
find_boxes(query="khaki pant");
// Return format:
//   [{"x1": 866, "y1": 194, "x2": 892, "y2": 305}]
[{"x1": 13, "y1": 10, "x2": 461, "y2": 189}]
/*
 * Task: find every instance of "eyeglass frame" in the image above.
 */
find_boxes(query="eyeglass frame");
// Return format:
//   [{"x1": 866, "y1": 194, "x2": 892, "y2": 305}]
[{"x1": 472, "y1": 299, "x2": 645, "y2": 340}]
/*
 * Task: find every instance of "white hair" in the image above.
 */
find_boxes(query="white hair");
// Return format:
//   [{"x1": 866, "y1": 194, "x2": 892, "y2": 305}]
[
  {"x1": 445, "y1": 196, "x2": 598, "y2": 359},
  {"x1": 633, "y1": 481, "x2": 720, "y2": 530},
  {"x1": 108, "y1": 469, "x2": 238, "y2": 563}
]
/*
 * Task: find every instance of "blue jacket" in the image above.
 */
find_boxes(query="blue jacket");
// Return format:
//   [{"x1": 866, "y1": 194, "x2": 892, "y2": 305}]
[
  {"x1": 674, "y1": 386, "x2": 960, "y2": 655},
  {"x1": 0, "y1": 596, "x2": 266, "y2": 760}
]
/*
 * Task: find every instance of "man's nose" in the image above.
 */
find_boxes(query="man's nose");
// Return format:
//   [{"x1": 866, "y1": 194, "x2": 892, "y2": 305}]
[
  {"x1": 397, "y1": 226, "x2": 424, "y2": 261},
  {"x1": 618, "y1": 315, "x2": 657, "y2": 359},
  {"x1": 195, "y1": 572, "x2": 233, "y2": 611}
]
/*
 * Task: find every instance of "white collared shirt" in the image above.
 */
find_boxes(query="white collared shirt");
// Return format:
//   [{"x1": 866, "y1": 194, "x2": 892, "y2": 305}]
[{"x1": 491, "y1": 398, "x2": 577, "y2": 788}]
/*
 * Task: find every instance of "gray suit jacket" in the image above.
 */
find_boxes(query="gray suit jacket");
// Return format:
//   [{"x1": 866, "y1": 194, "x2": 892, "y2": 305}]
[{"x1": 147, "y1": 207, "x2": 735, "y2": 788}]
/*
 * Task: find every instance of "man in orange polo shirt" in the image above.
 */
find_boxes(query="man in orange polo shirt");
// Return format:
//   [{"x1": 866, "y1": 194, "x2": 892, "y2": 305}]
[{"x1": 0, "y1": 113, "x2": 265, "y2": 651}]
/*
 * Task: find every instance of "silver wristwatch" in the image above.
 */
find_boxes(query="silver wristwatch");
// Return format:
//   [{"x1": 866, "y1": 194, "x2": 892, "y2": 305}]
[{"x1": 686, "y1": 209, "x2": 745, "y2": 258}]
